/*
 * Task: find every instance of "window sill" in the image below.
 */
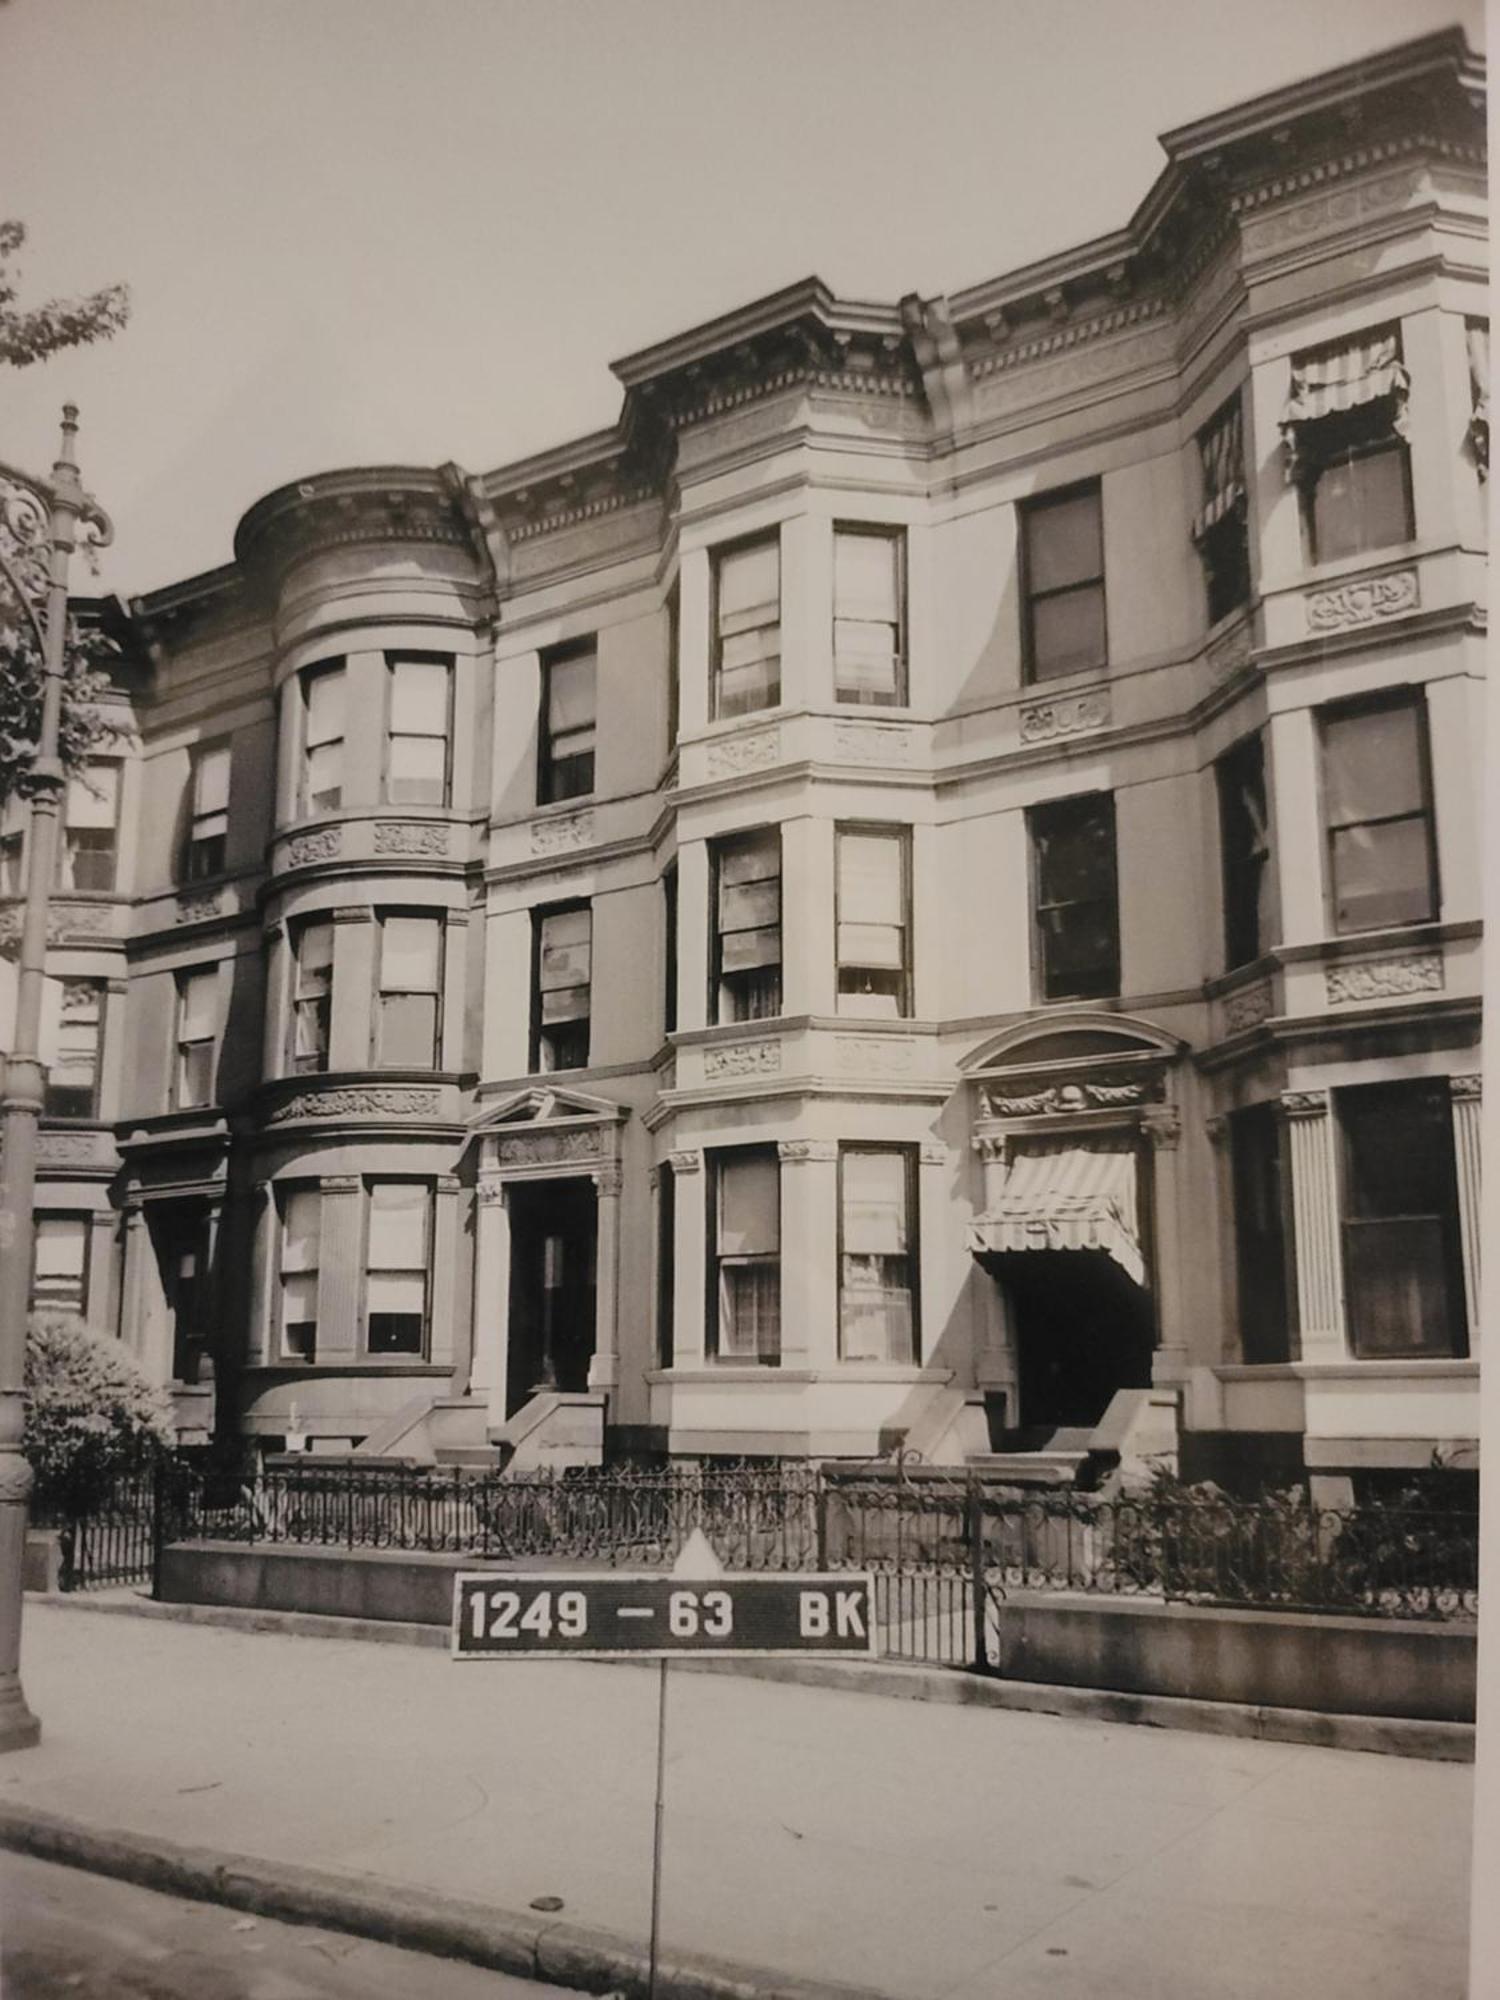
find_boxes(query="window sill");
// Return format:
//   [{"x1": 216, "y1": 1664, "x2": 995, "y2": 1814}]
[{"x1": 1216, "y1": 1360, "x2": 1478, "y2": 1381}]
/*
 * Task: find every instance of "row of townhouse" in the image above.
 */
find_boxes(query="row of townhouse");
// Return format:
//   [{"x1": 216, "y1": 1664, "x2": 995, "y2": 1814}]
[{"x1": 5, "y1": 29, "x2": 1486, "y2": 1500}]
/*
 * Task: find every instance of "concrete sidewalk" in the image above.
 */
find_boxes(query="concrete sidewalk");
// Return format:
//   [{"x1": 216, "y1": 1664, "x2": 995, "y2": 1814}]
[{"x1": 6, "y1": 1598, "x2": 1473, "y2": 1999}]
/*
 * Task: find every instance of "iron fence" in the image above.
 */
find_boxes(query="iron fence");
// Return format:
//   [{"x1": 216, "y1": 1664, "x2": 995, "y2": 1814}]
[
  {"x1": 32, "y1": 1457, "x2": 1480, "y2": 1643},
  {"x1": 30, "y1": 1459, "x2": 159, "y2": 1592}
]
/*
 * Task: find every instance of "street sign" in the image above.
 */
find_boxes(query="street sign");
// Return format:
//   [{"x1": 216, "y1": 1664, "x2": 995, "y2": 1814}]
[{"x1": 451, "y1": 1569, "x2": 877, "y2": 1660}]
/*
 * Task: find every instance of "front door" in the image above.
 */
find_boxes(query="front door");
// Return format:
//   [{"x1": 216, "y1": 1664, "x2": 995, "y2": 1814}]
[
  {"x1": 505, "y1": 1178, "x2": 598, "y2": 1416},
  {"x1": 999, "y1": 1248, "x2": 1155, "y2": 1437}
]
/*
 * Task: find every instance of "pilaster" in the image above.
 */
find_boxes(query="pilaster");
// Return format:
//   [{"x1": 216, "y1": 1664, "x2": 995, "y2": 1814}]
[
  {"x1": 88, "y1": 1208, "x2": 118, "y2": 1344},
  {"x1": 429, "y1": 1175, "x2": 462, "y2": 1372},
  {"x1": 247, "y1": 1182, "x2": 272, "y2": 1366},
  {"x1": 589, "y1": 1162, "x2": 623, "y2": 1390},
  {"x1": 1450, "y1": 1074, "x2": 1481, "y2": 1351},
  {"x1": 795, "y1": 512, "x2": 834, "y2": 710},
  {"x1": 315, "y1": 1174, "x2": 363, "y2": 1361},
  {"x1": 778, "y1": 1140, "x2": 837, "y2": 1369},
  {"x1": 915, "y1": 1142, "x2": 948, "y2": 1371},
  {"x1": 329, "y1": 906, "x2": 373, "y2": 1072},
  {"x1": 472, "y1": 1177, "x2": 511, "y2": 1422},
  {"x1": 262, "y1": 922, "x2": 286, "y2": 1079},
  {"x1": 343, "y1": 649, "x2": 386, "y2": 811},
  {"x1": 676, "y1": 842, "x2": 710, "y2": 1035},
  {"x1": 1281, "y1": 1090, "x2": 1345, "y2": 1361},
  {"x1": 1144, "y1": 1111, "x2": 1187, "y2": 1385},
  {"x1": 669, "y1": 1149, "x2": 705, "y2": 1368},
  {"x1": 782, "y1": 817, "x2": 834, "y2": 1019},
  {"x1": 677, "y1": 548, "x2": 711, "y2": 738},
  {"x1": 1401, "y1": 305, "x2": 1467, "y2": 553},
  {"x1": 1267, "y1": 708, "x2": 1325, "y2": 948},
  {"x1": 440, "y1": 910, "x2": 468, "y2": 1071},
  {"x1": 273, "y1": 680, "x2": 300, "y2": 829},
  {"x1": 118, "y1": 1203, "x2": 152, "y2": 1372}
]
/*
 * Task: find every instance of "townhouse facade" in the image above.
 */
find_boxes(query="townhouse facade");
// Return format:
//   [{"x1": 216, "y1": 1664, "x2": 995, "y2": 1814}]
[{"x1": 9, "y1": 30, "x2": 1486, "y2": 1500}]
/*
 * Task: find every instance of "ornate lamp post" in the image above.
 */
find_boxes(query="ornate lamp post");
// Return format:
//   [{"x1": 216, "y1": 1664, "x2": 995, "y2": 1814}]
[{"x1": 0, "y1": 407, "x2": 112, "y2": 1750}]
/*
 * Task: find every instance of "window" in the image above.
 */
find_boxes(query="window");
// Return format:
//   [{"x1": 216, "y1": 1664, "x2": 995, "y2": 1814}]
[
  {"x1": 1229, "y1": 1105, "x2": 1292, "y2": 1364},
  {"x1": 59, "y1": 763, "x2": 119, "y2": 892},
  {"x1": 836, "y1": 827, "x2": 910, "y2": 1018},
  {"x1": 533, "y1": 905, "x2": 591, "y2": 1072},
  {"x1": 277, "y1": 1187, "x2": 320, "y2": 1361},
  {"x1": 299, "y1": 661, "x2": 345, "y2": 815},
  {"x1": 385, "y1": 655, "x2": 451, "y2": 805},
  {"x1": 1282, "y1": 326, "x2": 1413, "y2": 564},
  {"x1": 711, "y1": 1149, "x2": 780, "y2": 1364},
  {"x1": 365, "y1": 1182, "x2": 431, "y2": 1356},
  {"x1": 1465, "y1": 319, "x2": 1488, "y2": 480},
  {"x1": 656, "y1": 1166, "x2": 676, "y2": 1369},
  {"x1": 834, "y1": 526, "x2": 906, "y2": 706},
  {"x1": 1193, "y1": 395, "x2": 1250, "y2": 625},
  {"x1": 290, "y1": 919, "x2": 333, "y2": 1074},
  {"x1": 712, "y1": 828, "x2": 781, "y2": 1023},
  {"x1": 666, "y1": 579, "x2": 681, "y2": 754},
  {"x1": 1338, "y1": 1081, "x2": 1466, "y2": 1359},
  {"x1": 839, "y1": 1148, "x2": 917, "y2": 1363},
  {"x1": 32, "y1": 1214, "x2": 89, "y2": 1314},
  {"x1": 1021, "y1": 482, "x2": 1106, "y2": 682},
  {"x1": 45, "y1": 980, "x2": 103, "y2": 1118},
  {"x1": 1320, "y1": 692, "x2": 1436, "y2": 933},
  {"x1": 185, "y1": 744, "x2": 230, "y2": 881},
  {"x1": 1217, "y1": 733, "x2": 1271, "y2": 970},
  {"x1": 538, "y1": 642, "x2": 596, "y2": 804},
  {"x1": 662, "y1": 864, "x2": 678, "y2": 1036},
  {"x1": 374, "y1": 913, "x2": 442, "y2": 1068},
  {"x1": 175, "y1": 966, "x2": 219, "y2": 1110},
  {"x1": 712, "y1": 535, "x2": 780, "y2": 718},
  {"x1": 1030, "y1": 794, "x2": 1119, "y2": 1002}
]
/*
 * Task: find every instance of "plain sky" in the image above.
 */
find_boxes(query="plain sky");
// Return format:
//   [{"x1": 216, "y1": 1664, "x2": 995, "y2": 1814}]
[{"x1": 0, "y1": 0, "x2": 1486, "y2": 597}]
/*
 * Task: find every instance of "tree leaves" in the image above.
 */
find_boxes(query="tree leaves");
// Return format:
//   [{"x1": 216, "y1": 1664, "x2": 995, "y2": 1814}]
[
  {"x1": 0, "y1": 618, "x2": 121, "y2": 804},
  {"x1": 0, "y1": 219, "x2": 130, "y2": 370}
]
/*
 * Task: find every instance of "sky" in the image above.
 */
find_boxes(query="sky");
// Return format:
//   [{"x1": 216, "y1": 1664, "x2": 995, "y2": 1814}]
[{"x1": 0, "y1": 0, "x2": 1486, "y2": 599}]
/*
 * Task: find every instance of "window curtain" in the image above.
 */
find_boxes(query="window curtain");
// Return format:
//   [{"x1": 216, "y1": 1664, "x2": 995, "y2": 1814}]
[
  {"x1": 1191, "y1": 396, "x2": 1246, "y2": 543},
  {"x1": 1280, "y1": 327, "x2": 1409, "y2": 482},
  {"x1": 1466, "y1": 320, "x2": 1489, "y2": 479}
]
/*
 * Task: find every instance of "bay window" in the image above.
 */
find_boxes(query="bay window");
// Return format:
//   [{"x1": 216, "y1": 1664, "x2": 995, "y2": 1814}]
[
  {"x1": 1282, "y1": 326, "x2": 1413, "y2": 563},
  {"x1": 374, "y1": 912, "x2": 443, "y2": 1068},
  {"x1": 836, "y1": 826, "x2": 910, "y2": 1018},
  {"x1": 385, "y1": 655, "x2": 451, "y2": 806},
  {"x1": 1193, "y1": 394, "x2": 1250, "y2": 625},
  {"x1": 1320, "y1": 691, "x2": 1436, "y2": 933},
  {"x1": 298, "y1": 661, "x2": 345, "y2": 816},
  {"x1": 364, "y1": 1181, "x2": 431, "y2": 1356},
  {"x1": 59, "y1": 763, "x2": 119, "y2": 892},
  {"x1": 710, "y1": 1148, "x2": 781, "y2": 1364},
  {"x1": 839, "y1": 1147, "x2": 917, "y2": 1363},
  {"x1": 277, "y1": 1187, "x2": 320, "y2": 1361},
  {"x1": 834, "y1": 526, "x2": 906, "y2": 706},
  {"x1": 289, "y1": 919, "x2": 333, "y2": 1074},
  {"x1": 1229, "y1": 1104, "x2": 1292, "y2": 1365},
  {"x1": 32, "y1": 1214, "x2": 89, "y2": 1314},
  {"x1": 45, "y1": 980, "x2": 103, "y2": 1118},
  {"x1": 1217, "y1": 733, "x2": 1271, "y2": 970},
  {"x1": 712, "y1": 828, "x2": 781, "y2": 1022},
  {"x1": 712, "y1": 535, "x2": 780, "y2": 718}
]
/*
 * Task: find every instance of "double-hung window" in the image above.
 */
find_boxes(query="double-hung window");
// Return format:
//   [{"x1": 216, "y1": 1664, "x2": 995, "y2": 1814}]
[
  {"x1": 364, "y1": 1181, "x2": 431, "y2": 1356},
  {"x1": 1229, "y1": 1104, "x2": 1292, "y2": 1365},
  {"x1": 711, "y1": 1148, "x2": 780, "y2": 1364},
  {"x1": 836, "y1": 826, "x2": 910, "y2": 1018},
  {"x1": 374, "y1": 913, "x2": 443, "y2": 1068},
  {"x1": 533, "y1": 905, "x2": 591, "y2": 1071},
  {"x1": 839, "y1": 1147, "x2": 917, "y2": 1363},
  {"x1": 185, "y1": 744, "x2": 230, "y2": 881},
  {"x1": 1338, "y1": 1081, "x2": 1466, "y2": 1359},
  {"x1": 712, "y1": 829, "x2": 781, "y2": 1023},
  {"x1": 712, "y1": 536, "x2": 780, "y2": 718},
  {"x1": 1029, "y1": 794, "x2": 1119, "y2": 1002},
  {"x1": 299, "y1": 661, "x2": 345, "y2": 816},
  {"x1": 290, "y1": 919, "x2": 333, "y2": 1074},
  {"x1": 32, "y1": 1214, "x2": 89, "y2": 1314},
  {"x1": 277, "y1": 1187, "x2": 320, "y2": 1361},
  {"x1": 1217, "y1": 733, "x2": 1271, "y2": 970},
  {"x1": 1193, "y1": 394, "x2": 1251, "y2": 625},
  {"x1": 59, "y1": 764, "x2": 119, "y2": 892},
  {"x1": 1021, "y1": 482, "x2": 1107, "y2": 682},
  {"x1": 834, "y1": 526, "x2": 906, "y2": 706},
  {"x1": 538, "y1": 642, "x2": 596, "y2": 803},
  {"x1": 45, "y1": 980, "x2": 103, "y2": 1118},
  {"x1": 175, "y1": 966, "x2": 219, "y2": 1110},
  {"x1": 1282, "y1": 326, "x2": 1413, "y2": 563},
  {"x1": 662, "y1": 864, "x2": 678, "y2": 1036},
  {"x1": 1320, "y1": 692, "x2": 1436, "y2": 933},
  {"x1": 385, "y1": 655, "x2": 451, "y2": 805}
]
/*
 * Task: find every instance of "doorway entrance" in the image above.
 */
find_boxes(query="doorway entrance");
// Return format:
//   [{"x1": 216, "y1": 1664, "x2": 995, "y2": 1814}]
[
  {"x1": 505, "y1": 1178, "x2": 598, "y2": 1416},
  {"x1": 995, "y1": 1248, "x2": 1155, "y2": 1439}
]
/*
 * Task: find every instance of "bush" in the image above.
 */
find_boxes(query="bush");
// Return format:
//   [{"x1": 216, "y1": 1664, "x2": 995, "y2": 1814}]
[{"x1": 23, "y1": 1314, "x2": 173, "y2": 1510}]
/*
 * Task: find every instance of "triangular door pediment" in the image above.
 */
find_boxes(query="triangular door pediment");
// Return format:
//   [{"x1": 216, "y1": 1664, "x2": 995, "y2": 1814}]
[{"x1": 468, "y1": 1084, "x2": 627, "y2": 1131}]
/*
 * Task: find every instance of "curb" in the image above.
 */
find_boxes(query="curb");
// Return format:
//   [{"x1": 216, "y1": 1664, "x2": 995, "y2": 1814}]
[
  {"x1": 30, "y1": 1592, "x2": 1475, "y2": 1761},
  {"x1": 0, "y1": 1803, "x2": 890, "y2": 2000}
]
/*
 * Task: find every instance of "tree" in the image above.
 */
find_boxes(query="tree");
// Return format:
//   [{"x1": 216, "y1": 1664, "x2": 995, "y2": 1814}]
[
  {"x1": 0, "y1": 220, "x2": 130, "y2": 804},
  {"x1": 23, "y1": 1313, "x2": 173, "y2": 1509},
  {"x1": 0, "y1": 220, "x2": 129, "y2": 370}
]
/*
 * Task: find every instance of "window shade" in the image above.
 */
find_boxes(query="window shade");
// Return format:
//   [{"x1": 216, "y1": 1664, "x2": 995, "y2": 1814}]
[
  {"x1": 193, "y1": 746, "x2": 231, "y2": 817},
  {"x1": 842, "y1": 1150, "x2": 907, "y2": 1253},
  {"x1": 834, "y1": 531, "x2": 899, "y2": 624},
  {"x1": 305, "y1": 667, "x2": 345, "y2": 745},
  {"x1": 65, "y1": 765, "x2": 118, "y2": 829},
  {"x1": 1467, "y1": 320, "x2": 1489, "y2": 477},
  {"x1": 1280, "y1": 327, "x2": 1409, "y2": 475},
  {"x1": 390, "y1": 658, "x2": 449, "y2": 732},
  {"x1": 370, "y1": 1182, "x2": 428, "y2": 1266},
  {"x1": 178, "y1": 968, "x2": 217, "y2": 1039},
  {"x1": 381, "y1": 915, "x2": 441, "y2": 990},
  {"x1": 718, "y1": 1152, "x2": 780, "y2": 1257},
  {"x1": 280, "y1": 1190, "x2": 321, "y2": 1270},
  {"x1": 717, "y1": 541, "x2": 780, "y2": 629},
  {"x1": 1192, "y1": 396, "x2": 1246, "y2": 543},
  {"x1": 547, "y1": 651, "x2": 596, "y2": 732}
]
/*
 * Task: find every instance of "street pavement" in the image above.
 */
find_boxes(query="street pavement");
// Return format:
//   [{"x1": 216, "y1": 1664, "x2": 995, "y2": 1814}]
[
  {"x1": 4, "y1": 1598, "x2": 1474, "y2": 1999},
  {"x1": 0, "y1": 1848, "x2": 575, "y2": 1999}
]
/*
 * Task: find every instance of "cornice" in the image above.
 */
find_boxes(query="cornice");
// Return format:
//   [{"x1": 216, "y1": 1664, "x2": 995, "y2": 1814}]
[{"x1": 233, "y1": 467, "x2": 475, "y2": 591}]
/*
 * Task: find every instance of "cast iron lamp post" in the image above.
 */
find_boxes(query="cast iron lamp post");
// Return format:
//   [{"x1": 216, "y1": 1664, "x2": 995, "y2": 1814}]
[{"x1": 0, "y1": 406, "x2": 112, "y2": 1750}]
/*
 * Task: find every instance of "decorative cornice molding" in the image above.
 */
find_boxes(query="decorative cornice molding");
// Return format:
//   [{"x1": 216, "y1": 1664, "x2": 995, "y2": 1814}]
[{"x1": 268, "y1": 1085, "x2": 441, "y2": 1124}]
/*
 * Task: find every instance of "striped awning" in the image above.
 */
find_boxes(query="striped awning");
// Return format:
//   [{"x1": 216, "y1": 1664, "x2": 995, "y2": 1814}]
[
  {"x1": 968, "y1": 1143, "x2": 1144, "y2": 1288},
  {"x1": 1280, "y1": 328, "x2": 1409, "y2": 476},
  {"x1": 1467, "y1": 320, "x2": 1489, "y2": 479},
  {"x1": 1191, "y1": 396, "x2": 1246, "y2": 545}
]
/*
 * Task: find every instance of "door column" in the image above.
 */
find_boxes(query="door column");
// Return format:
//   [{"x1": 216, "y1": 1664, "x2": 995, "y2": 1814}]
[
  {"x1": 1144, "y1": 1110, "x2": 1187, "y2": 1388},
  {"x1": 669, "y1": 1150, "x2": 705, "y2": 1369},
  {"x1": 1450, "y1": 1074, "x2": 1481, "y2": 1351},
  {"x1": 472, "y1": 1175, "x2": 512, "y2": 1429},
  {"x1": 1281, "y1": 1089, "x2": 1346, "y2": 1361},
  {"x1": 589, "y1": 1163, "x2": 622, "y2": 1391}
]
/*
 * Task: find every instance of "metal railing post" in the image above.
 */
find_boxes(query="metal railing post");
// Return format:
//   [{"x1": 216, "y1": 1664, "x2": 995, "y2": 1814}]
[{"x1": 967, "y1": 1474, "x2": 989, "y2": 1673}]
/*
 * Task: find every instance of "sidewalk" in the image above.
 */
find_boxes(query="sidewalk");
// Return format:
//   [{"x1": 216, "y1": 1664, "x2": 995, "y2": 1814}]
[{"x1": 6, "y1": 1597, "x2": 1473, "y2": 1999}]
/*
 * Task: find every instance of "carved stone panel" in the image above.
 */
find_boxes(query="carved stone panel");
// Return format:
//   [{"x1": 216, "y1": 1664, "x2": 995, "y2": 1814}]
[
  {"x1": 831, "y1": 721, "x2": 915, "y2": 765},
  {"x1": 1305, "y1": 568, "x2": 1419, "y2": 634},
  {"x1": 1325, "y1": 952, "x2": 1444, "y2": 1005},
  {"x1": 268, "y1": 1085, "x2": 442, "y2": 1123},
  {"x1": 835, "y1": 1036, "x2": 915, "y2": 1074},
  {"x1": 281, "y1": 828, "x2": 342, "y2": 869},
  {"x1": 704, "y1": 1040, "x2": 782, "y2": 1078},
  {"x1": 706, "y1": 729, "x2": 779, "y2": 777},
  {"x1": 496, "y1": 1127, "x2": 604, "y2": 1167},
  {"x1": 1019, "y1": 688, "x2": 1110, "y2": 744},
  {"x1": 531, "y1": 811, "x2": 594, "y2": 855},
  {"x1": 175, "y1": 890, "x2": 223, "y2": 925},
  {"x1": 1222, "y1": 981, "x2": 1274, "y2": 1033},
  {"x1": 374, "y1": 821, "x2": 451, "y2": 857}
]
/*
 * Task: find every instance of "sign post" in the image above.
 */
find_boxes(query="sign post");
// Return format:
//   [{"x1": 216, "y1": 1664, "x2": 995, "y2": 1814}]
[{"x1": 452, "y1": 1534, "x2": 876, "y2": 1994}]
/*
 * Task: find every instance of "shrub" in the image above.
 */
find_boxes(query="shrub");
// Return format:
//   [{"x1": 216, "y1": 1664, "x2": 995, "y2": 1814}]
[{"x1": 23, "y1": 1314, "x2": 173, "y2": 1510}]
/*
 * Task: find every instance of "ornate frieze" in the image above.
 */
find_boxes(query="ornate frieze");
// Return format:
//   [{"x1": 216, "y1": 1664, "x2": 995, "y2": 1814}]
[
  {"x1": 831, "y1": 721, "x2": 915, "y2": 765},
  {"x1": 1018, "y1": 688, "x2": 1110, "y2": 744},
  {"x1": 668, "y1": 1149, "x2": 702, "y2": 1176},
  {"x1": 531, "y1": 811, "x2": 593, "y2": 855},
  {"x1": 705, "y1": 729, "x2": 779, "y2": 778},
  {"x1": 1305, "y1": 567, "x2": 1419, "y2": 634},
  {"x1": 496, "y1": 1127, "x2": 603, "y2": 1166},
  {"x1": 835, "y1": 1037, "x2": 914, "y2": 1075},
  {"x1": 175, "y1": 891, "x2": 222, "y2": 926},
  {"x1": 37, "y1": 1128, "x2": 114, "y2": 1167},
  {"x1": 1223, "y1": 981, "x2": 1274, "y2": 1033},
  {"x1": 268, "y1": 1085, "x2": 441, "y2": 1123},
  {"x1": 980, "y1": 1074, "x2": 1161, "y2": 1119},
  {"x1": 1325, "y1": 952, "x2": 1443, "y2": 1005},
  {"x1": 704, "y1": 1040, "x2": 781, "y2": 1078},
  {"x1": 778, "y1": 1140, "x2": 838, "y2": 1165},
  {"x1": 281, "y1": 828, "x2": 342, "y2": 869},
  {"x1": 374, "y1": 821, "x2": 451, "y2": 858},
  {"x1": 1237, "y1": 163, "x2": 1424, "y2": 244},
  {"x1": 51, "y1": 902, "x2": 115, "y2": 943}
]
